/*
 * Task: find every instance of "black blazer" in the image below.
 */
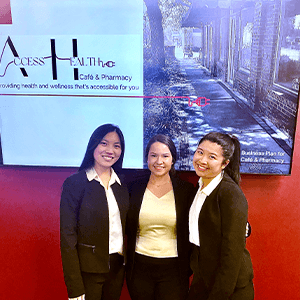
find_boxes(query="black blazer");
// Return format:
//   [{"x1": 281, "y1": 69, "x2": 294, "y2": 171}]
[
  {"x1": 126, "y1": 174, "x2": 194, "y2": 282},
  {"x1": 60, "y1": 170, "x2": 129, "y2": 298},
  {"x1": 194, "y1": 173, "x2": 254, "y2": 299}
]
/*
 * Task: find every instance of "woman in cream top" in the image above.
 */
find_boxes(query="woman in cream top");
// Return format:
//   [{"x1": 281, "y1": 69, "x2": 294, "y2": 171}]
[{"x1": 126, "y1": 134, "x2": 194, "y2": 300}]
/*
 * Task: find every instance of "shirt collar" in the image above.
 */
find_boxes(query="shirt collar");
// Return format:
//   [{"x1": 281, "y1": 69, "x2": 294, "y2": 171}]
[
  {"x1": 198, "y1": 171, "x2": 223, "y2": 196},
  {"x1": 86, "y1": 167, "x2": 121, "y2": 186}
]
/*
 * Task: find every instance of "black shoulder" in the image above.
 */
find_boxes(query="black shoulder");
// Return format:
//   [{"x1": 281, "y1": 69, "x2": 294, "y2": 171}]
[
  {"x1": 127, "y1": 176, "x2": 150, "y2": 194},
  {"x1": 62, "y1": 170, "x2": 87, "y2": 191},
  {"x1": 218, "y1": 173, "x2": 248, "y2": 210},
  {"x1": 171, "y1": 175, "x2": 195, "y2": 189},
  {"x1": 220, "y1": 173, "x2": 244, "y2": 194},
  {"x1": 64, "y1": 170, "x2": 86, "y2": 182}
]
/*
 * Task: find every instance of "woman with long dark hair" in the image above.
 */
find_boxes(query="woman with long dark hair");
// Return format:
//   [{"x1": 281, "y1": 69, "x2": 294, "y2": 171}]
[
  {"x1": 126, "y1": 134, "x2": 194, "y2": 300},
  {"x1": 60, "y1": 124, "x2": 129, "y2": 300},
  {"x1": 188, "y1": 132, "x2": 254, "y2": 300}
]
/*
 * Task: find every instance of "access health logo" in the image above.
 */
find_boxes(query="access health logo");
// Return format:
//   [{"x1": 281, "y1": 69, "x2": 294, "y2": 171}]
[
  {"x1": 0, "y1": 0, "x2": 12, "y2": 24},
  {"x1": 0, "y1": 36, "x2": 116, "y2": 80}
]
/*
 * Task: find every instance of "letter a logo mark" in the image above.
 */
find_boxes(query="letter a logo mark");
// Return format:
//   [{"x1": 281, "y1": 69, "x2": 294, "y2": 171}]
[{"x1": 2, "y1": 36, "x2": 29, "y2": 77}]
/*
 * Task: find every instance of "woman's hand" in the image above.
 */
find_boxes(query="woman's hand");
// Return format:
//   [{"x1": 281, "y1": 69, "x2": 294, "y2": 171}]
[{"x1": 69, "y1": 294, "x2": 85, "y2": 300}]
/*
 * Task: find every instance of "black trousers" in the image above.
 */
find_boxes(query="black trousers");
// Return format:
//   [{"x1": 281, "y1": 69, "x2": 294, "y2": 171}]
[
  {"x1": 188, "y1": 245, "x2": 254, "y2": 300},
  {"x1": 81, "y1": 253, "x2": 125, "y2": 300},
  {"x1": 126, "y1": 253, "x2": 189, "y2": 300}
]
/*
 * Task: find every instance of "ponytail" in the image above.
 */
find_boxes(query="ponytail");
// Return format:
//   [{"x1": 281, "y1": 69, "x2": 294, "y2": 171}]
[{"x1": 225, "y1": 135, "x2": 241, "y2": 185}]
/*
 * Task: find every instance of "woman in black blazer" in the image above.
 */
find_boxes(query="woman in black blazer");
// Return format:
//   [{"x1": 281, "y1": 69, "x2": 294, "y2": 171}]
[
  {"x1": 126, "y1": 134, "x2": 194, "y2": 300},
  {"x1": 60, "y1": 124, "x2": 129, "y2": 300},
  {"x1": 188, "y1": 132, "x2": 254, "y2": 300}
]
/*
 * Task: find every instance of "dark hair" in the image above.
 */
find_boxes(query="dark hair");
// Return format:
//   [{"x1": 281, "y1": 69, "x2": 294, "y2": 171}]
[
  {"x1": 145, "y1": 134, "x2": 177, "y2": 175},
  {"x1": 198, "y1": 132, "x2": 241, "y2": 184},
  {"x1": 79, "y1": 124, "x2": 125, "y2": 174}
]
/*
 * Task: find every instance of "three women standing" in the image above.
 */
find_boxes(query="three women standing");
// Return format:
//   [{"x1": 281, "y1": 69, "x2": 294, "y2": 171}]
[
  {"x1": 60, "y1": 127, "x2": 254, "y2": 300},
  {"x1": 60, "y1": 124, "x2": 129, "y2": 300}
]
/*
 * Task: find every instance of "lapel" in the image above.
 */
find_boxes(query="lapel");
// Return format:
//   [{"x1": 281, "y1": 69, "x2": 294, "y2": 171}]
[
  {"x1": 133, "y1": 177, "x2": 149, "y2": 214},
  {"x1": 128, "y1": 176, "x2": 149, "y2": 235},
  {"x1": 81, "y1": 180, "x2": 109, "y2": 241},
  {"x1": 86, "y1": 179, "x2": 108, "y2": 211},
  {"x1": 198, "y1": 177, "x2": 223, "y2": 228},
  {"x1": 172, "y1": 177, "x2": 184, "y2": 224},
  {"x1": 111, "y1": 181, "x2": 128, "y2": 224},
  {"x1": 199, "y1": 173, "x2": 233, "y2": 217},
  {"x1": 84, "y1": 178, "x2": 128, "y2": 228}
]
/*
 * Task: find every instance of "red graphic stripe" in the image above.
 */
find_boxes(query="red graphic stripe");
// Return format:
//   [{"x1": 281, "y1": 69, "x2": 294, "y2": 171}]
[{"x1": 0, "y1": 0, "x2": 12, "y2": 24}]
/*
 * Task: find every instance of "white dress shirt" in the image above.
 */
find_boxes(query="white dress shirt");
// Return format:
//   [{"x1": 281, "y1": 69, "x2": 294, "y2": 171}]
[
  {"x1": 69, "y1": 295, "x2": 85, "y2": 300},
  {"x1": 189, "y1": 172, "x2": 223, "y2": 246},
  {"x1": 86, "y1": 167, "x2": 123, "y2": 255}
]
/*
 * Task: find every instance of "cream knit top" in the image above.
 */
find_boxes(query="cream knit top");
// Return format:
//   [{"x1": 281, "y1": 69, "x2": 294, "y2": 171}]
[{"x1": 135, "y1": 188, "x2": 178, "y2": 258}]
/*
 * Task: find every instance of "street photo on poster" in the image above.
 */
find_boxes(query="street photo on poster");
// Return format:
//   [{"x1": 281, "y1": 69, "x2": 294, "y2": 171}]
[{"x1": 143, "y1": 0, "x2": 300, "y2": 174}]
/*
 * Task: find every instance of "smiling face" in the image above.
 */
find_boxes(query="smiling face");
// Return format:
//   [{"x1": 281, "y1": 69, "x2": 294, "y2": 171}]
[
  {"x1": 147, "y1": 142, "x2": 173, "y2": 177},
  {"x1": 93, "y1": 131, "x2": 122, "y2": 173},
  {"x1": 193, "y1": 140, "x2": 229, "y2": 184}
]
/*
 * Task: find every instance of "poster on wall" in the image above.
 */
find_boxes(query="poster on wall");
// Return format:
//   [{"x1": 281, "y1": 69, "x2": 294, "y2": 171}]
[
  {"x1": 0, "y1": 0, "x2": 144, "y2": 168},
  {"x1": 0, "y1": 0, "x2": 299, "y2": 174}
]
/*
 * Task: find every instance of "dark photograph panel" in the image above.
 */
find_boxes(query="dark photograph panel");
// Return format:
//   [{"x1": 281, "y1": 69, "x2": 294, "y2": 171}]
[{"x1": 143, "y1": 0, "x2": 300, "y2": 174}]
